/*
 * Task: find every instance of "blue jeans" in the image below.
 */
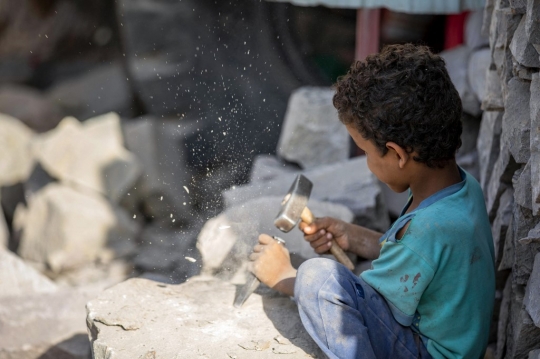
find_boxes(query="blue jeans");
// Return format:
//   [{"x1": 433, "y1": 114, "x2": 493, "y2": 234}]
[{"x1": 294, "y1": 258, "x2": 432, "y2": 359}]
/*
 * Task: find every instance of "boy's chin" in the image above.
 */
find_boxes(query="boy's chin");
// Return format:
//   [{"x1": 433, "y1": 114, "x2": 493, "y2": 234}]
[{"x1": 386, "y1": 183, "x2": 409, "y2": 193}]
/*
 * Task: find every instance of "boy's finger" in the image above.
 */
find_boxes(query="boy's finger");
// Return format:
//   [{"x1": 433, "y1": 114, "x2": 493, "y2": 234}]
[
  {"x1": 303, "y1": 231, "x2": 325, "y2": 243},
  {"x1": 249, "y1": 252, "x2": 260, "y2": 261},
  {"x1": 314, "y1": 241, "x2": 333, "y2": 254}
]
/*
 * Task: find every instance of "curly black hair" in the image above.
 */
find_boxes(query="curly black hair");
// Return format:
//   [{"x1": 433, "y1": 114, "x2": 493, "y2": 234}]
[{"x1": 333, "y1": 44, "x2": 462, "y2": 168}]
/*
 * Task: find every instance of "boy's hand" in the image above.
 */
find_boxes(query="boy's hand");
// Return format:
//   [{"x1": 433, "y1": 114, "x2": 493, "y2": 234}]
[
  {"x1": 249, "y1": 234, "x2": 297, "y2": 296},
  {"x1": 299, "y1": 217, "x2": 350, "y2": 254}
]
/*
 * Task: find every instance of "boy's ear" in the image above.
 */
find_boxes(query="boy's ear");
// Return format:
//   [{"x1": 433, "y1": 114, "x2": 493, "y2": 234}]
[{"x1": 386, "y1": 142, "x2": 409, "y2": 168}]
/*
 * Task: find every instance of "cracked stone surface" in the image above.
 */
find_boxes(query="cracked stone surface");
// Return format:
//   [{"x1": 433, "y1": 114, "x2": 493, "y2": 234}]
[{"x1": 87, "y1": 276, "x2": 323, "y2": 359}]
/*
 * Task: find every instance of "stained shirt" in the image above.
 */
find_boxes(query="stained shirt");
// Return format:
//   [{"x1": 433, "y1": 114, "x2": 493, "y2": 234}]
[{"x1": 360, "y1": 169, "x2": 495, "y2": 359}]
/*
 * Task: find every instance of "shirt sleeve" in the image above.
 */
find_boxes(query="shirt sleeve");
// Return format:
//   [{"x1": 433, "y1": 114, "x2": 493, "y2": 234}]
[{"x1": 360, "y1": 241, "x2": 435, "y2": 326}]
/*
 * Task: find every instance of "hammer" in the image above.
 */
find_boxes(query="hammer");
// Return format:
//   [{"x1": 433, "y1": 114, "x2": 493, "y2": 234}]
[{"x1": 274, "y1": 174, "x2": 355, "y2": 271}]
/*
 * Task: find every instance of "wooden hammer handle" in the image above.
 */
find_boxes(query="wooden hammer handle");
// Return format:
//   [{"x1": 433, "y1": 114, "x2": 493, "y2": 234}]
[{"x1": 300, "y1": 207, "x2": 355, "y2": 271}]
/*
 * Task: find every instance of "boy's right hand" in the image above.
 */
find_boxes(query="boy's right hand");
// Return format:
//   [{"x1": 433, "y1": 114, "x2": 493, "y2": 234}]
[{"x1": 299, "y1": 217, "x2": 350, "y2": 254}]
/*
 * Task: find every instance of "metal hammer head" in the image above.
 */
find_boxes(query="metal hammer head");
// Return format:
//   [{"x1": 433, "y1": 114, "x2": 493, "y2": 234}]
[{"x1": 274, "y1": 174, "x2": 313, "y2": 232}]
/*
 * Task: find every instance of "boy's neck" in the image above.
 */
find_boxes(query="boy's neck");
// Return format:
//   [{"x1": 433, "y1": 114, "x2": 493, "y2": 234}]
[{"x1": 406, "y1": 162, "x2": 462, "y2": 213}]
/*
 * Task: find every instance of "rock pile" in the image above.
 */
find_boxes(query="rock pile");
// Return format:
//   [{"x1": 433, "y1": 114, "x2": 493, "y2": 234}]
[{"x1": 478, "y1": 0, "x2": 540, "y2": 357}]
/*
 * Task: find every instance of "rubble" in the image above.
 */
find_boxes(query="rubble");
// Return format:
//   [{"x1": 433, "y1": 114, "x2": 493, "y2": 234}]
[
  {"x1": 86, "y1": 277, "x2": 323, "y2": 359},
  {"x1": 0, "y1": 113, "x2": 35, "y2": 187}
]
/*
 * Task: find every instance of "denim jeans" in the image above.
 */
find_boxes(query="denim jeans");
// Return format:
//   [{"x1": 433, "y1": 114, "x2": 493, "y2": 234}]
[{"x1": 294, "y1": 258, "x2": 433, "y2": 359}]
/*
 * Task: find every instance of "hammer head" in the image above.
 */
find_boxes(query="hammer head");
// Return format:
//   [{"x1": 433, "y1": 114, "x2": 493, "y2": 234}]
[{"x1": 274, "y1": 174, "x2": 313, "y2": 232}]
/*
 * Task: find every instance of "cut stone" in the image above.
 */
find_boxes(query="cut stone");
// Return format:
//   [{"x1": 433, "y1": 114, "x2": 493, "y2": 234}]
[
  {"x1": 509, "y1": 0, "x2": 527, "y2": 13},
  {"x1": 514, "y1": 160, "x2": 533, "y2": 209},
  {"x1": 86, "y1": 277, "x2": 323, "y2": 359},
  {"x1": 466, "y1": 10, "x2": 490, "y2": 49},
  {"x1": 482, "y1": 67, "x2": 505, "y2": 111},
  {"x1": 506, "y1": 281, "x2": 540, "y2": 358},
  {"x1": 531, "y1": 73, "x2": 540, "y2": 216},
  {"x1": 277, "y1": 87, "x2": 350, "y2": 169},
  {"x1": 197, "y1": 196, "x2": 354, "y2": 278},
  {"x1": 0, "y1": 290, "x2": 94, "y2": 359},
  {"x1": 511, "y1": 205, "x2": 540, "y2": 285},
  {"x1": 222, "y1": 156, "x2": 389, "y2": 232},
  {"x1": 0, "y1": 85, "x2": 64, "y2": 133},
  {"x1": 468, "y1": 48, "x2": 491, "y2": 103},
  {"x1": 441, "y1": 45, "x2": 481, "y2": 116},
  {"x1": 477, "y1": 111, "x2": 503, "y2": 191},
  {"x1": 524, "y1": 252, "x2": 540, "y2": 327},
  {"x1": 525, "y1": 0, "x2": 540, "y2": 45},
  {"x1": 492, "y1": 188, "x2": 514, "y2": 267},
  {"x1": 501, "y1": 77, "x2": 531, "y2": 164},
  {"x1": 46, "y1": 62, "x2": 133, "y2": 121},
  {"x1": 17, "y1": 183, "x2": 139, "y2": 273},
  {"x1": 0, "y1": 113, "x2": 35, "y2": 187},
  {"x1": 486, "y1": 141, "x2": 520, "y2": 219},
  {"x1": 0, "y1": 248, "x2": 58, "y2": 297},
  {"x1": 510, "y1": 16, "x2": 540, "y2": 68},
  {"x1": 492, "y1": 10, "x2": 522, "y2": 97},
  {"x1": 32, "y1": 114, "x2": 140, "y2": 203}
]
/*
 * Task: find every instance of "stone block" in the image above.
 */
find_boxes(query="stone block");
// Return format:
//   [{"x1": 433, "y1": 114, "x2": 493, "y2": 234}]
[
  {"x1": 249, "y1": 155, "x2": 300, "y2": 183},
  {"x1": 46, "y1": 62, "x2": 133, "y2": 121},
  {"x1": 33, "y1": 114, "x2": 140, "y2": 203},
  {"x1": 525, "y1": 0, "x2": 540, "y2": 45},
  {"x1": 510, "y1": 16, "x2": 540, "y2": 68},
  {"x1": 17, "y1": 184, "x2": 139, "y2": 273},
  {"x1": 492, "y1": 10, "x2": 522, "y2": 97},
  {"x1": 501, "y1": 77, "x2": 531, "y2": 164},
  {"x1": 530, "y1": 350, "x2": 540, "y2": 359},
  {"x1": 477, "y1": 111, "x2": 503, "y2": 190},
  {"x1": 496, "y1": 277, "x2": 512, "y2": 359},
  {"x1": 277, "y1": 87, "x2": 350, "y2": 169},
  {"x1": 482, "y1": 67, "x2": 505, "y2": 111},
  {"x1": 506, "y1": 282, "x2": 540, "y2": 359},
  {"x1": 531, "y1": 73, "x2": 540, "y2": 216},
  {"x1": 0, "y1": 249, "x2": 57, "y2": 298},
  {"x1": 466, "y1": 10, "x2": 490, "y2": 49},
  {"x1": 121, "y1": 117, "x2": 196, "y2": 225},
  {"x1": 514, "y1": 160, "x2": 533, "y2": 209},
  {"x1": 511, "y1": 205, "x2": 540, "y2": 285},
  {"x1": 524, "y1": 252, "x2": 540, "y2": 327},
  {"x1": 0, "y1": 290, "x2": 94, "y2": 359},
  {"x1": 0, "y1": 114, "x2": 35, "y2": 187},
  {"x1": 468, "y1": 49, "x2": 492, "y2": 103},
  {"x1": 86, "y1": 277, "x2": 323, "y2": 359},
  {"x1": 486, "y1": 141, "x2": 520, "y2": 219},
  {"x1": 223, "y1": 156, "x2": 389, "y2": 232},
  {"x1": 509, "y1": 0, "x2": 527, "y2": 13},
  {"x1": 197, "y1": 196, "x2": 354, "y2": 278},
  {"x1": 441, "y1": 45, "x2": 481, "y2": 116},
  {"x1": 493, "y1": 188, "x2": 514, "y2": 267},
  {"x1": 0, "y1": 85, "x2": 64, "y2": 133}
]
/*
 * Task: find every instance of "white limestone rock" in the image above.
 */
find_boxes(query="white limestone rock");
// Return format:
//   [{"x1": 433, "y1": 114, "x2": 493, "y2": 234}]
[
  {"x1": 277, "y1": 87, "x2": 350, "y2": 169},
  {"x1": 17, "y1": 183, "x2": 139, "y2": 273},
  {"x1": 86, "y1": 277, "x2": 323, "y2": 359},
  {"x1": 0, "y1": 248, "x2": 57, "y2": 298},
  {"x1": 32, "y1": 113, "x2": 140, "y2": 203},
  {"x1": 0, "y1": 290, "x2": 94, "y2": 359},
  {"x1": 0, "y1": 113, "x2": 35, "y2": 187}
]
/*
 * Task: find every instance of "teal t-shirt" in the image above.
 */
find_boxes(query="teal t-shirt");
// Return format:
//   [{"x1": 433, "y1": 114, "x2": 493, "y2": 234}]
[{"x1": 360, "y1": 169, "x2": 495, "y2": 359}]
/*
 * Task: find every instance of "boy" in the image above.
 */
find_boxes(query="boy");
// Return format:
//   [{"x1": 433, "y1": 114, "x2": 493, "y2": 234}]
[{"x1": 249, "y1": 44, "x2": 495, "y2": 359}]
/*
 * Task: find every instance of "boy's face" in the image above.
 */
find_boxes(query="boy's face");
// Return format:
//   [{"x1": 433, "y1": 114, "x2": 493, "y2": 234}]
[{"x1": 346, "y1": 124, "x2": 410, "y2": 193}]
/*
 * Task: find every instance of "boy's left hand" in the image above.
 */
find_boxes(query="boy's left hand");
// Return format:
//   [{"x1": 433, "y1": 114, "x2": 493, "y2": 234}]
[{"x1": 249, "y1": 234, "x2": 297, "y2": 296}]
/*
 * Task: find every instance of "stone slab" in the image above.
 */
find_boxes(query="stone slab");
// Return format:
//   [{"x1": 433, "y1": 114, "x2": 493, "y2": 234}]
[
  {"x1": 510, "y1": 15, "x2": 540, "y2": 68},
  {"x1": 86, "y1": 277, "x2": 323, "y2": 359},
  {"x1": 531, "y1": 73, "x2": 540, "y2": 216},
  {"x1": 502, "y1": 77, "x2": 531, "y2": 164},
  {"x1": 524, "y1": 252, "x2": 540, "y2": 327},
  {"x1": 477, "y1": 111, "x2": 503, "y2": 191},
  {"x1": 0, "y1": 290, "x2": 94, "y2": 359},
  {"x1": 0, "y1": 114, "x2": 35, "y2": 187},
  {"x1": 277, "y1": 87, "x2": 350, "y2": 169},
  {"x1": 0, "y1": 248, "x2": 57, "y2": 298}
]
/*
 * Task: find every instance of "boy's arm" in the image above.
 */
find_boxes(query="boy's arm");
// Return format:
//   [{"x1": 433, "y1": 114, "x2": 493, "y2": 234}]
[{"x1": 300, "y1": 217, "x2": 382, "y2": 260}]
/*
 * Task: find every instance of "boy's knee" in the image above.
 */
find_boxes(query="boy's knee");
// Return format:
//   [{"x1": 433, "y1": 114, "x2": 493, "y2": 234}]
[{"x1": 295, "y1": 258, "x2": 342, "y2": 302}]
